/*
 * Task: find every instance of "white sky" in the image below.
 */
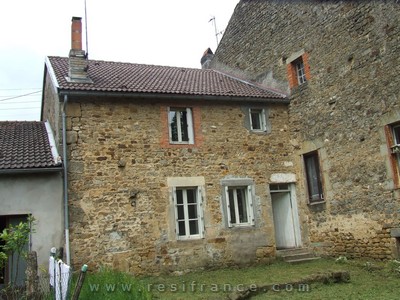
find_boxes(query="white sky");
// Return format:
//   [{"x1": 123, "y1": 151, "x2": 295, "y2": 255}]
[{"x1": 0, "y1": 0, "x2": 239, "y2": 121}]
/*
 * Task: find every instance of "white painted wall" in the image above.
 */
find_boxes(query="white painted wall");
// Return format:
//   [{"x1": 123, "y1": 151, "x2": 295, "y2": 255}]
[{"x1": 0, "y1": 172, "x2": 63, "y2": 269}]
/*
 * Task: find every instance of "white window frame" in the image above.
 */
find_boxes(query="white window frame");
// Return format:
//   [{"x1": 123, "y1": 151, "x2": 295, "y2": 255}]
[
  {"x1": 221, "y1": 178, "x2": 255, "y2": 228},
  {"x1": 249, "y1": 108, "x2": 267, "y2": 132},
  {"x1": 172, "y1": 186, "x2": 204, "y2": 240},
  {"x1": 295, "y1": 59, "x2": 307, "y2": 85},
  {"x1": 168, "y1": 107, "x2": 194, "y2": 144}
]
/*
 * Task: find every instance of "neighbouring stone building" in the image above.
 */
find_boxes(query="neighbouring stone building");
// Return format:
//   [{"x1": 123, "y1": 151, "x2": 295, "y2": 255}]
[{"x1": 210, "y1": 0, "x2": 400, "y2": 260}]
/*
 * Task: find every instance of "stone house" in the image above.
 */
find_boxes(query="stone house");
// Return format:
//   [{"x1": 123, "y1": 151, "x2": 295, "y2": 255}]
[
  {"x1": 0, "y1": 121, "x2": 63, "y2": 285},
  {"x1": 209, "y1": 0, "x2": 400, "y2": 260},
  {"x1": 41, "y1": 17, "x2": 301, "y2": 275}
]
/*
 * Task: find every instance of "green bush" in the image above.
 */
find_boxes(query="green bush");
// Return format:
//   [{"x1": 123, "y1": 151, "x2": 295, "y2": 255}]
[
  {"x1": 74, "y1": 267, "x2": 152, "y2": 300},
  {"x1": 386, "y1": 259, "x2": 400, "y2": 277}
]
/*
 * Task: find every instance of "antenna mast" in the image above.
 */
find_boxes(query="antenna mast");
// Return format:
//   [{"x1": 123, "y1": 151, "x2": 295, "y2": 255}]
[
  {"x1": 84, "y1": 0, "x2": 89, "y2": 58},
  {"x1": 209, "y1": 16, "x2": 223, "y2": 48}
]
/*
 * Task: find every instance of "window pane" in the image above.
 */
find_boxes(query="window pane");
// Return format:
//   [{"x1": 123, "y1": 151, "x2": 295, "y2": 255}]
[
  {"x1": 176, "y1": 189, "x2": 183, "y2": 204},
  {"x1": 189, "y1": 220, "x2": 199, "y2": 235},
  {"x1": 237, "y1": 188, "x2": 248, "y2": 223},
  {"x1": 393, "y1": 125, "x2": 400, "y2": 144},
  {"x1": 228, "y1": 189, "x2": 236, "y2": 224},
  {"x1": 186, "y1": 188, "x2": 196, "y2": 203},
  {"x1": 177, "y1": 205, "x2": 185, "y2": 220},
  {"x1": 169, "y1": 110, "x2": 179, "y2": 141},
  {"x1": 180, "y1": 110, "x2": 189, "y2": 142},
  {"x1": 250, "y1": 110, "x2": 262, "y2": 130},
  {"x1": 188, "y1": 204, "x2": 197, "y2": 219},
  {"x1": 178, "y1": 220, "x2": 186, "y2": 236}
]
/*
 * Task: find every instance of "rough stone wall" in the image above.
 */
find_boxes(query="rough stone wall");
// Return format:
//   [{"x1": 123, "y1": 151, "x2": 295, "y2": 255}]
[
  {"x1": 212, "y1": 0, "x2": 400, "y2": 259},
  {"x1": 60, "y1": 98, "x2": 292, "y2": 274}
]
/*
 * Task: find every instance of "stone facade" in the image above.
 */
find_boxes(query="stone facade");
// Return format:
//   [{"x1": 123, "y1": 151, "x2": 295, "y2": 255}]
[
  {"x1": 43, "y1": 89, "x2": 298, "y2": 274},
  {"x1": 211, "y1": 0, "x2": 400, "y2": 259}
]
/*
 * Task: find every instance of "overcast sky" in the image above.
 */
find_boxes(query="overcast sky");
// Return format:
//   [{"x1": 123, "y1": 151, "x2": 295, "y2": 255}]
[{"x1": 0, "y1": 0, "x2": 239, "y2": 121}]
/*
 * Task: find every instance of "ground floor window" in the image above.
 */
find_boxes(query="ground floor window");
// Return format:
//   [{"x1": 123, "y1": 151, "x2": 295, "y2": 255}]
[
  {"x1": 173, "y1": 187, "x2": 204, "y2": 240},
  {"x1": 303, "y1": 151, "x2": 324, "y2": 203},
  {"x1": 385, "y1": 122, "x2": 400, "y2": 188},
  {"x1": 221, "y1": 178, "x2": 255, "y2": 227}
]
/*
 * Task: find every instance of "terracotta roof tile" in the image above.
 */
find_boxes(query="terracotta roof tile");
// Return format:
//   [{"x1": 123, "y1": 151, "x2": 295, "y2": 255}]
[
  {"x1": 0, "y1": 121, "x2": 61, "y2": 171},
  {"x1": 47, "y1": 56, "x2": 287, "y2": 100}
]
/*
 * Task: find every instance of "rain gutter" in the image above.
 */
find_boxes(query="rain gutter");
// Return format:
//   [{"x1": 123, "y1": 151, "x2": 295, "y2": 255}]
[{"x1": 58, "y1": 90, "x2": 290, "y2": 104}]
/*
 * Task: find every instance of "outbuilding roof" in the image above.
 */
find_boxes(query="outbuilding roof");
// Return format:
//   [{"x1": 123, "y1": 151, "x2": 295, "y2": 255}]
[
  {"x1": 0, "y1": 121, "x2": 62, "y2": 172},
  {"x1": 46, "y1": 56, "x2": 287, "y2": 101}
]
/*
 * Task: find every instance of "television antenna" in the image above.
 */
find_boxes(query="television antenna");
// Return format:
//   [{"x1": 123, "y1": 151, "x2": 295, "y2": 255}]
[
  {"x1": 84, "y1": 0, "x2": 89, "y2": 58},
  {"x1": 209, "y1": 16, "x2": 224, "y2": 48}
]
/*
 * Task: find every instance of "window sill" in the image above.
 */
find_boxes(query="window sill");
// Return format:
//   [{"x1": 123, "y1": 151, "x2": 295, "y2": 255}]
[
  {"x1": 228, "y1": 224, "x2": 255, "y2": 229},
  {"x1": 250, "y1": 130, "x2": 268, "y2": 134},
  {"x1": 308, "y1": 200, "x2": 325, "y2": 206},
  {"x1": 176, "y1": 237, "x2": 205, "y2": 243}
]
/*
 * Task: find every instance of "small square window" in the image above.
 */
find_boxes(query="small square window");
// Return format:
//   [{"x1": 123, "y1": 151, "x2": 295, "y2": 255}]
[
  {"x1": 249, "y1": 108, "x2": 267, "y2": 131},
  {"x1": 168, "y1": 107, "x2": 194, "y2": 144},
  {"x1": 173, "y1": 187, "x2": 204, "y2": 240},
  {"x1": 304, "y1": 151, "x2": 324, "y2": 203}
]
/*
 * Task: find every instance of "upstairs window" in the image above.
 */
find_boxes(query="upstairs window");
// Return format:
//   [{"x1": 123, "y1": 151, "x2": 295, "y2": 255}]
[
  {"x1": 249, "y1": 108, "x2": 267, "y2": 131},
  {"x1": 304, "y1": 151, "x2": 324, "y2": 203},
  {"x1": 168, "y1": 107, "x2": 194, "y2": 144},
  {"x1": 286, "y1": 51, "x2": 310, "y2": 89},
  {"x1": 295, "y1": 58, "x2": 307, "y2": 85},
  {"x1": 385, "y1": 122, "x2": 400, "y2": 188}
]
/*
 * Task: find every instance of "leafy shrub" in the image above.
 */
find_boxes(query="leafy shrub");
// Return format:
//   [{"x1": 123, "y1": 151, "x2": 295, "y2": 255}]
[
  {"x1": 386, "y1": 260, "x2": 400, "y2": 277},
  {"x1": 335, "y1": 256, "x2": 348, "y2": 264}
]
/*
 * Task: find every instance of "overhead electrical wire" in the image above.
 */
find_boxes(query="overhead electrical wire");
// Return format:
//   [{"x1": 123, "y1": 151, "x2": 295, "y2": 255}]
[{"x1": 0, "y1": 91, "x2": 41, "y2": 102}]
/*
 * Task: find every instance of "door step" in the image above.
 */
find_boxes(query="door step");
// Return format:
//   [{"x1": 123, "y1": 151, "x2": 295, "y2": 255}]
[{"x1": 276, "y1": 248, "x2": 321, "y2": 264}]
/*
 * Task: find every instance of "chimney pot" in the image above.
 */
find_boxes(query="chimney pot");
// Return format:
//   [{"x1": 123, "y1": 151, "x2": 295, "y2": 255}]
[
  {"x1": 71, "y1": 17, "x2": 82, "y2": 51},
  {"x1": 201, "y1": 48, "x2": 214, "y2": 69}
]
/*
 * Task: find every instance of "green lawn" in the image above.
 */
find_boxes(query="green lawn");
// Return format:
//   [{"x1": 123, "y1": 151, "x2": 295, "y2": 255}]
[{"x1": 140, "y1": 258, "x2": 400, "y2": 300}]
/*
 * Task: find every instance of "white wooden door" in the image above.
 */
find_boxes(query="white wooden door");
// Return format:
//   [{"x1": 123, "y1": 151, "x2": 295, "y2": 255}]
[{"x1": 271, "y1": 192, "x2": 296, "y2": 249}]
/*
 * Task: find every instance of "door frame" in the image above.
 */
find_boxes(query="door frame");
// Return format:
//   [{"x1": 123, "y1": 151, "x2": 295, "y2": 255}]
[{"x1": 270, "y1": 183, "x2": 302, "y2": 249}]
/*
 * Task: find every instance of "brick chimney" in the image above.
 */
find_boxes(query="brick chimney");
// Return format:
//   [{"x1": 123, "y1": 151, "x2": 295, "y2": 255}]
[
  {"x1": 200, "y1": 48, "x2": 214, "y2": 69},
  {"x1": 67, "y1": 17, "x2": 92, "y2": 83}
]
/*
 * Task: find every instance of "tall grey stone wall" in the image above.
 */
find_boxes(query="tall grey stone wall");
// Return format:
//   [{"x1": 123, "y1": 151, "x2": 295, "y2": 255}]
[{"x1": 212, "y1": 0, "x2": 400, "y2": 259}]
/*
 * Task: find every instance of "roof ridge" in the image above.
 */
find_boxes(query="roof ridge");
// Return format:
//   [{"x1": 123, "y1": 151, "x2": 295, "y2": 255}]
[
  {"x1": 212, "y1": 69, "x2": 288, "y2": 98},
  {"x1": 47, "y1": 55, "x2": 210, "y2": 72},
  {"x1": 46, "y1": 56, "x2": 288, "y2": 100}
]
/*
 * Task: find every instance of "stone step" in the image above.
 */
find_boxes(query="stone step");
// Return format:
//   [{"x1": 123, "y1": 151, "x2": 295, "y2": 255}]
[
  {"x1": 276, "y1": 248, "x2": 320, "y2": 264},
  {"x1": 285, "y1": 256, "x2": 321, "y2": 264}
]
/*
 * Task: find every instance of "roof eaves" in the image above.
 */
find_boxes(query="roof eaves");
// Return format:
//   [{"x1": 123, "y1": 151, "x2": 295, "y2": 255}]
[
  {"x1": 45, "y1": 56, "x2": 60, "y2": 91},
  {"x1": 58, "y1": 90, "x2": 290, "y2": 104},
  {"x1": 0, "y1": 166, "x2": 64, "y2": 175}
]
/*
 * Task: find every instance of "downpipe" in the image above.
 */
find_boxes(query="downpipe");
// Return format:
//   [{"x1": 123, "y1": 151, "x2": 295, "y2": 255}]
[{"x1": 62, "y1": 95, "x2": 71, "y2": 265}]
